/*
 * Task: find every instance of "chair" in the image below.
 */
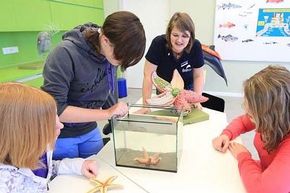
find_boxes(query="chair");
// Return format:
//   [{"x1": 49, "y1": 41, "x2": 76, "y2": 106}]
[
  {"x1": 102, "y1": 137, "x2": 110, "y2": 146},
  {"x1": 102, "y1": 122, "x2": 112, "y2": 145},
  {"x1": 103, "y1": 121, "x2": 112, "y2": 135},
  {"x1": 202, "y1": 92, "x2": 225, "y2": 112}
]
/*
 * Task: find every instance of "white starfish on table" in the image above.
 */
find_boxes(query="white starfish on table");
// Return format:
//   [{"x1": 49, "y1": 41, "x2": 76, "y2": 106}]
[{"x1": 87, "y1": 176, "x2": 123, "y2": 193}]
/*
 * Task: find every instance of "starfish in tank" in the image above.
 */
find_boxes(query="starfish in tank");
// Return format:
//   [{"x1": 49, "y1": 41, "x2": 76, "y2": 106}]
[{"x1": 134, "y1": 147, "x2": 161, "y2": 166}]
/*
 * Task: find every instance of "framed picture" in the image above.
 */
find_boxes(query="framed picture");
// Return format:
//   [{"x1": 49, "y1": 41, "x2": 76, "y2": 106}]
[{"x1": 214, "y1": 0, "x2": 290, "y2": 62}]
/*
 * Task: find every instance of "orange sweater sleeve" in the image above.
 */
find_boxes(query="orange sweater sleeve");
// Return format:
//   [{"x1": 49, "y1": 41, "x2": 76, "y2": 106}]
[
  {"x1": 222, "y1": 114, "x2": 255, "y2": 140},
  {"x1": 237, "y1": 140, "x2": 290, "y2": 193}
]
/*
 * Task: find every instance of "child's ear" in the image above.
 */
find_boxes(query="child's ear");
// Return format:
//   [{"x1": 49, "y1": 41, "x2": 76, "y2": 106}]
[{"x1": 101, "y1": 34, "x2": 110, "y2": 46}]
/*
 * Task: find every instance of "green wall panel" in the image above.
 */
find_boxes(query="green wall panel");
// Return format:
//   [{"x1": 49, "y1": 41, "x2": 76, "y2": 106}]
[
  {"x1": 0, "y1": 0, "x2": 104, "y2": 83},
  {"x1": 0, "y1": 0, "x2": 52, "y2": 31},
  {"x1": 0, "y1": 0, "x2": 104, "y2": 31},
  {"x1": 23, "y1": 76, "x2": 44, "y2": 88},
  {"x1": 0, "y1": 32, "x2": 42, "y2": 68},
  {"x1": 0, "y1": 32, "x2": 64, "y2": 82},
  {"x1": 0, "y1": 32, "x2": 64, "y2": 68},
  {"x1": 0, "y1": 65, "x2": 43, "y2": 83},
  {"x1": 50, "y1": 3, "x2": 104, "y2": 30},
  {"x1": 49, "y1": 0, "x2": 103, "y2": 9},
  {"x1": 14, "y1": 0, "x2": 52, "y2": 31},
  {"x1": 94, "y1": 9, "x2": 104, "y2": 25},
  {"x1": 0, "y1": 3, "x2": 16, "y2": 31}
]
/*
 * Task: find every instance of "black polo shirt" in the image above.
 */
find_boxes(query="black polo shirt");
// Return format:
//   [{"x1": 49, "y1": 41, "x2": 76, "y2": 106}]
[{"x1": 145, "y1": 35, "x2": 204, "y2": 90}]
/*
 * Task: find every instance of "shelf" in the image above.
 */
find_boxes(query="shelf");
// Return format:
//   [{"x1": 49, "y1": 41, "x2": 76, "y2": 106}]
[{"x1": 0, "y1": 61, "x2": 43, "y2": 82}]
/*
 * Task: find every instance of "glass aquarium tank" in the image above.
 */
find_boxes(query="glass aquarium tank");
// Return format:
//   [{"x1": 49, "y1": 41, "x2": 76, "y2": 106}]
[{"x1": 111, "y1": 105, "x2": 183, "y2": 172}]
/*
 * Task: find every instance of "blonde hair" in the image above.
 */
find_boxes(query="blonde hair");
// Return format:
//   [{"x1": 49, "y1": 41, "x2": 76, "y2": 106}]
[
  {"x1": 0, "y1": 83, "x2": 57, "y2": 169},
  {"x1": 166, "y1": 12, "x2": 195, "y2": 53},
  {"x1": 244, "y1": 65, "x2": 290, "y2": 152}
]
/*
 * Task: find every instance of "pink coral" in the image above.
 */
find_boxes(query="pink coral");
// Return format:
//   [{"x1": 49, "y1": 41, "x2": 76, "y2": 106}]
[
  {"x1": 174, "y1": 96, "x2": 191, "y2": 112},
  {"x1": 173, "y1": 90, "x2": 208, "y2": 113},
  {"x1": 181, "y1": 90, "x2": 208, "y2": 103},
  {"x1": 150, "y1": 70, "x2": 208, "y2": 114}
]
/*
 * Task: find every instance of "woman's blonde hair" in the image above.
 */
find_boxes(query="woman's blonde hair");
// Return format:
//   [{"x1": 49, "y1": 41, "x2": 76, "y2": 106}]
[
  {"x1": 0, "y1": 83, "x2": 57, "y2": 169},
  {"x1": 244, "y1": 65, "x2": 290, "y2": 152},
  {"x1": 166, "y1": 12, "x2": 195, "y2": 53}
]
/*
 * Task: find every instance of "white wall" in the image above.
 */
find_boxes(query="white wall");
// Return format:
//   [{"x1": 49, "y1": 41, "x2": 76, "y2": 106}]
[
  {"x1": 103, "y1": 0, "x2": 120, "y2": 17},
  {"x1": 104, "y1": 0, "x2": 290, "y2": 96},
  {"x1": 119, "y1": 0, "x2": 169, "y2": 88}
]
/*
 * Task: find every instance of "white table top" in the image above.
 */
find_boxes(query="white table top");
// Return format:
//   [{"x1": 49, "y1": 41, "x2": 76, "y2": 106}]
[
  {"x1": 49, "y1": 108, "x2": 246, "y2": 193},
  {"x1": 48, "y1": 157, "x2": 147, "y2": 193}
]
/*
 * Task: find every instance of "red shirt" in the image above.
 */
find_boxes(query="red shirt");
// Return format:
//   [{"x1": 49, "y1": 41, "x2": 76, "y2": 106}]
[{"x1": 222, "y1": 114, "x2": 290, "y2": 193}]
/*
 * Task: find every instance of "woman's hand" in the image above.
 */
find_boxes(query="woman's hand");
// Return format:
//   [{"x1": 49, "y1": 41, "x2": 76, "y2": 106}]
[
  {"x1": 212, "y1": 134, "x2": 230, "y2": 153},
  {"x1": 133, "y1": 107, "x2": 151, "y2": 114},
  {"x1": 229, "y1": 142, "x2": 250, "y2": 159},
  {"x1": 193, "y1": 103, "x2": 202, "y2": 110},
  {"x1": 81, "y1": 160, "x2": 98, "y2": 179}
]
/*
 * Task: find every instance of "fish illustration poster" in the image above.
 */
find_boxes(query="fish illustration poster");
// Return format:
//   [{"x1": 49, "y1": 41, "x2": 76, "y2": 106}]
[{"x1": 214, "y1": 0, "x2": 290, "y2": 62}]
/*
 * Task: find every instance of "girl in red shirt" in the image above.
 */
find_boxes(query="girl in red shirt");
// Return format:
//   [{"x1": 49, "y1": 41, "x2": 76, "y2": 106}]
[{"x1": 212, "y1": 65, "x2": 290, "y2": 193}]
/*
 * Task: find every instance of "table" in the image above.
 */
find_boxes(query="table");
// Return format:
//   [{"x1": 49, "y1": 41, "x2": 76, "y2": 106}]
[{"x1": 48, "y1": 108, "x2": 246, "y2": 193}]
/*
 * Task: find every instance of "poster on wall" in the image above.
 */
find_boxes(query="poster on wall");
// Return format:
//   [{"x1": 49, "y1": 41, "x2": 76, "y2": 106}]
[{"x1": 213, "y1": 0, "x2": 290, "y2": 62}]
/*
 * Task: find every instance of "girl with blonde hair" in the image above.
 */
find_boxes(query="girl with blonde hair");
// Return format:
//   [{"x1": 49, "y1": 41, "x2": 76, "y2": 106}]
[{"x1": 0, "y1": 83, "x2": 98, "y2": 193}]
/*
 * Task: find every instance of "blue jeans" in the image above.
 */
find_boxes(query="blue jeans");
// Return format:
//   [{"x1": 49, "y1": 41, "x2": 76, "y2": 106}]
[{"x1": 53, "y1": 128, "x2": 104, "y2": 160}]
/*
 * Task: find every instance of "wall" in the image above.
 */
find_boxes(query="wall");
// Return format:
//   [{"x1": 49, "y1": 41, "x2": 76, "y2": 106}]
[
  {"x1": 104, "y1": 0, "x2": 289, "y2": 96},
  {"x1": 0, "y1": 0, "x2": 104, "y2": 32},
  {"x1": 119, "y1": 0, "x2": 170, "y2": 88},
  {"x1": 0, "y1": 32, "x2": 63, "y2": 68},
  {"x1": 104, "y1": 0, "x2": 120, "y2": 16},
  {"x1": 0, "y1": 0, "x2": 104, "y2": 69},
  {"x1": 104, "y1": 0, "x2": 170, "y2": 86}
]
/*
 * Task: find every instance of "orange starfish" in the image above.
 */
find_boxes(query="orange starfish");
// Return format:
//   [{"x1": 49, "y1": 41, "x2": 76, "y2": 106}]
[
  {"x1": 134, "y1": 147, "x2": 161, "y2": 166},
  {"x1": 87, "y1": 176, "x2": 123, "y2": 193}
]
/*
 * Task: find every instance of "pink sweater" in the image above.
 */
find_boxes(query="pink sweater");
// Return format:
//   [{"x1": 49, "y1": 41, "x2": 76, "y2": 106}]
[{"x1": 222, "y1": 114, "x2": 290, "y2": 193}]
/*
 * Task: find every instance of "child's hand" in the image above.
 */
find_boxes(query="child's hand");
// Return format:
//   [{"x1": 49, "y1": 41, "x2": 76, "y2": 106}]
[
  {"x1": 109, "y1": 102, "x2": 128, "y2": 118},
  {"x1": 229, "y1": 142, "x2": 250, "y2": 159},
  {"x1": 81, "y1": 160, "x2": 98, "y2": 179},
  {"x1": 212, "y1": 134, "x2": 230, "y2": 153}
]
